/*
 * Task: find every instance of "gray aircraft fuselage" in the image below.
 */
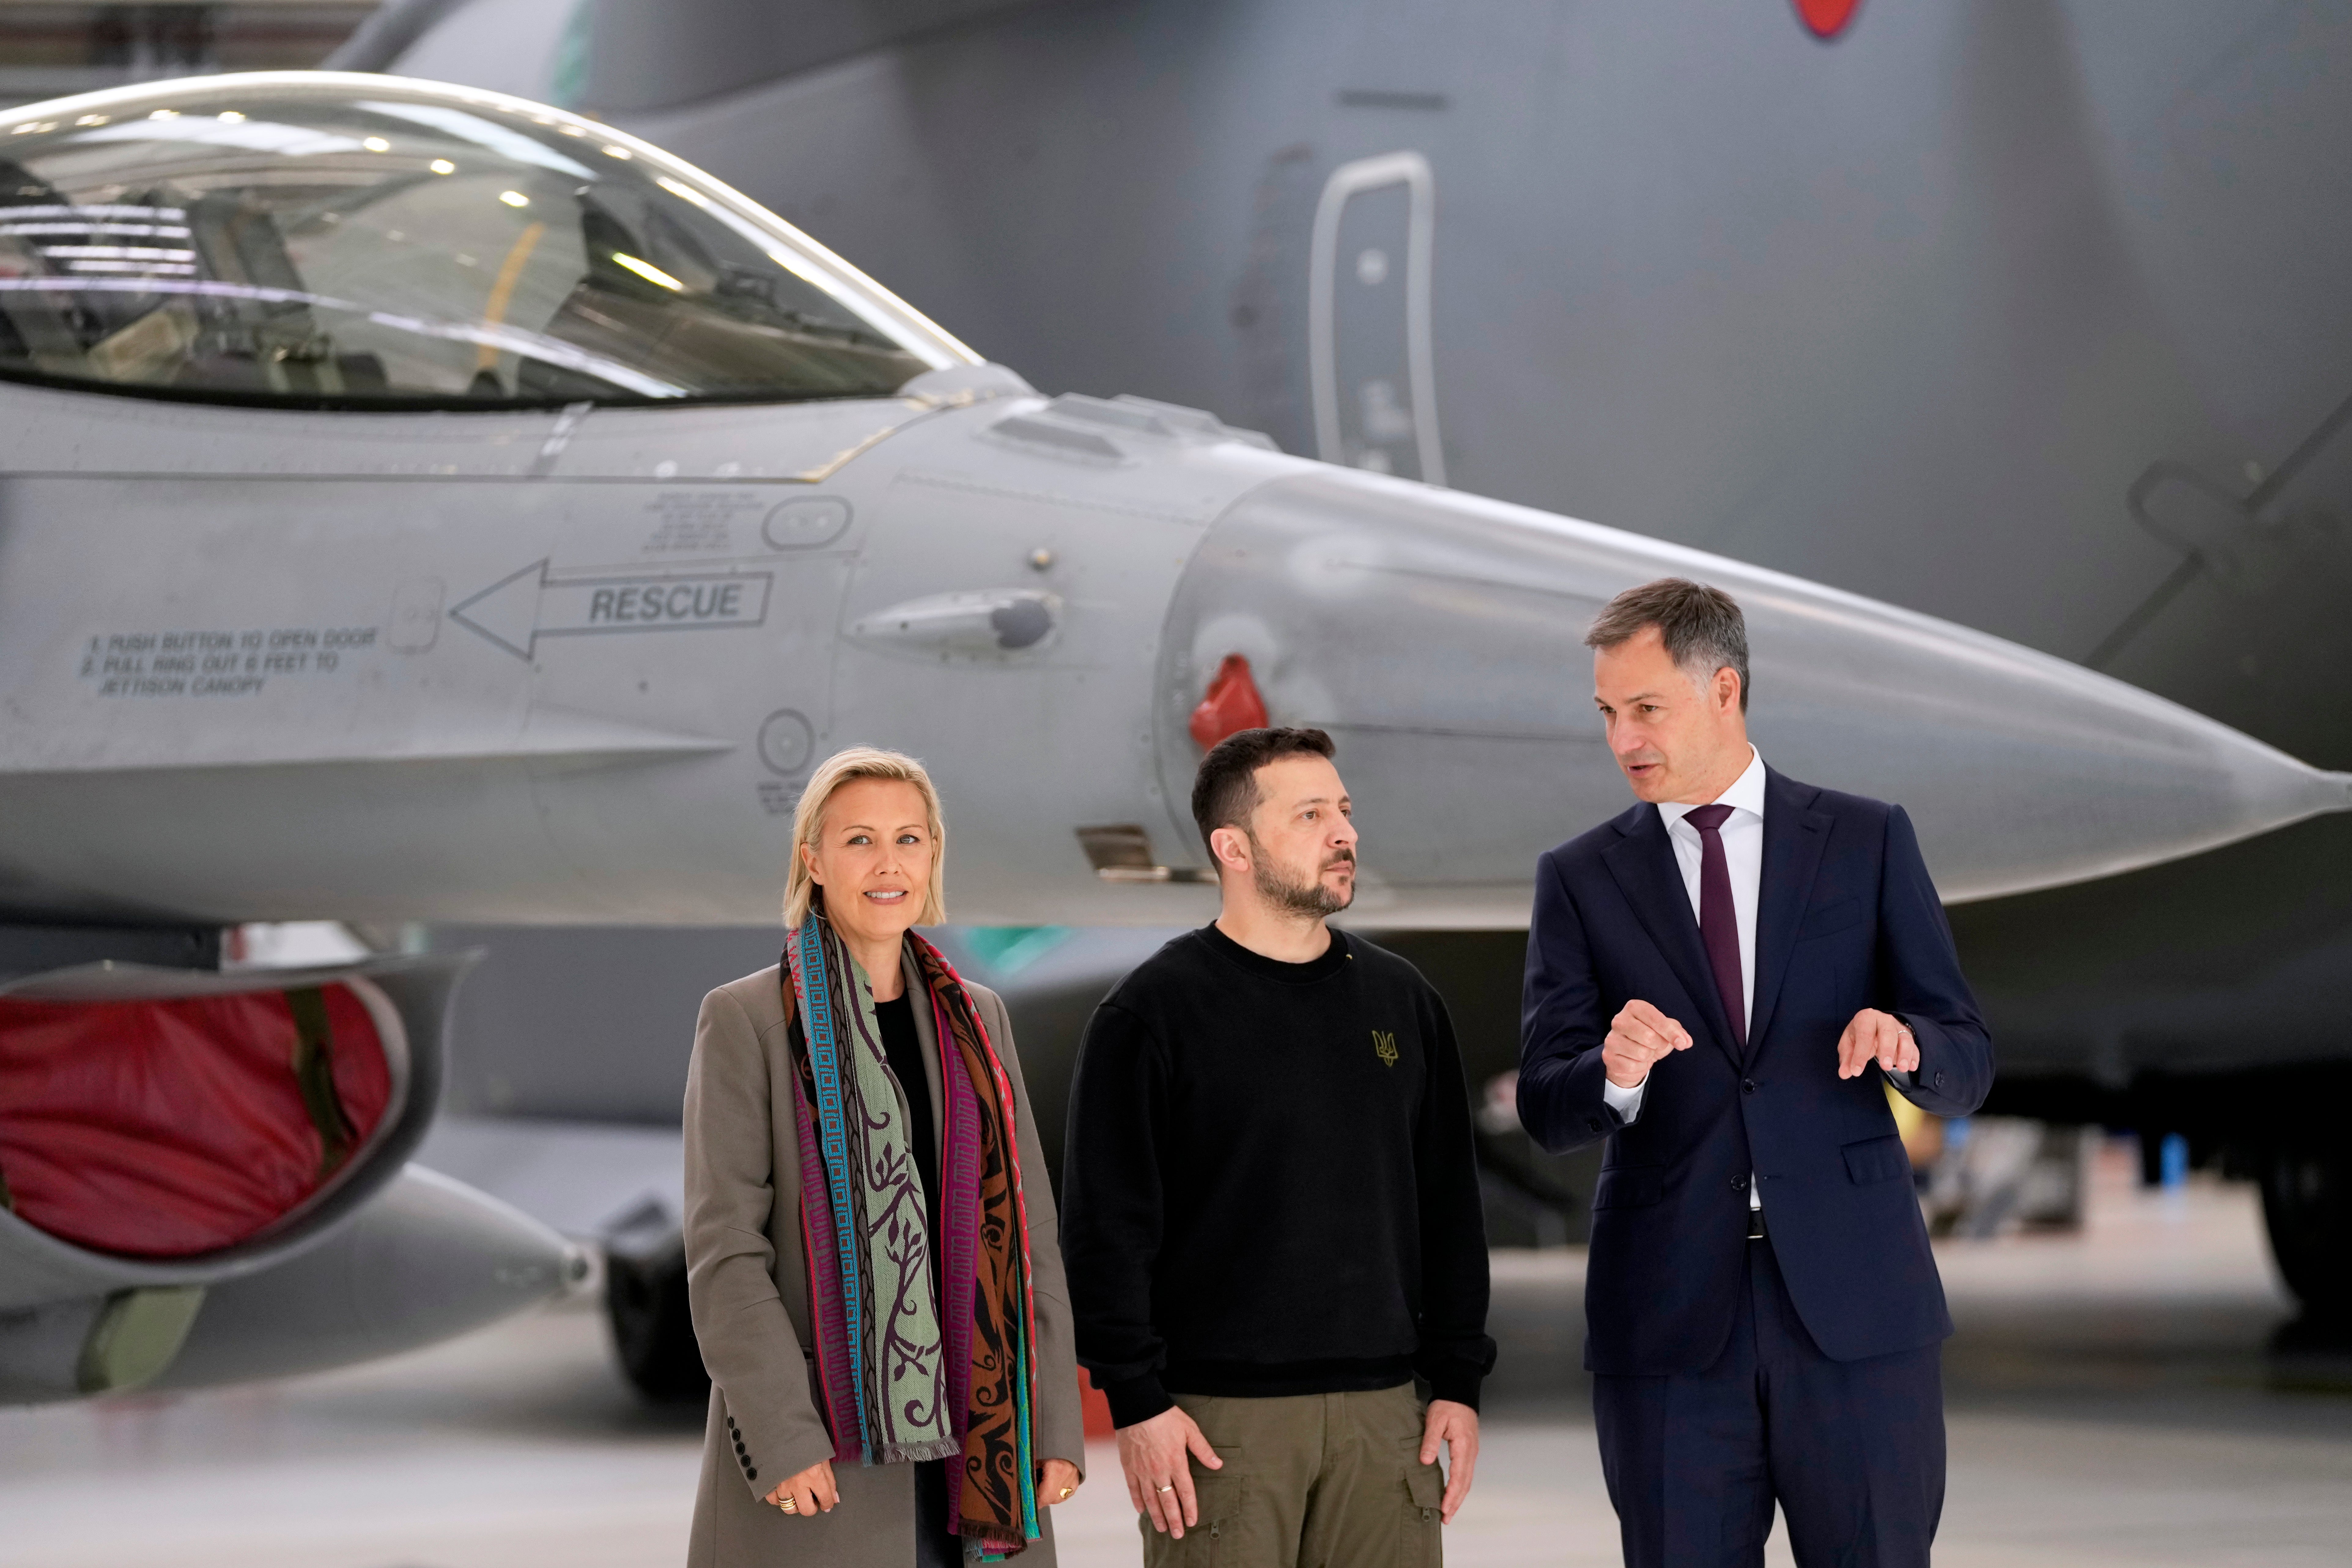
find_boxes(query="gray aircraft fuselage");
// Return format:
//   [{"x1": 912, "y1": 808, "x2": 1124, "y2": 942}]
[
  {"x1": 344, "y1": 1, "x2": 2352, "y2": 1331},
  {"x1": 374, "y1": 0, "x2": 2352, "y2": 1105},
  {"x1": 3, "y1": 14, "x2": 2350, "y2": 1408}
]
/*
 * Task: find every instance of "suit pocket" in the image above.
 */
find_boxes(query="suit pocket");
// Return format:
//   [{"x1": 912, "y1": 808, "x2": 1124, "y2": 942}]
[
  {"x1": 1796, "y1": 896, "x2": 1865, "y2": 942},
  {"x1": 1843, "y1": 1133, "x2": 1910, "y2": 1186},
  {"x1": 1590, "y1": 1165, "x2": 1664, "y2": 1209}
]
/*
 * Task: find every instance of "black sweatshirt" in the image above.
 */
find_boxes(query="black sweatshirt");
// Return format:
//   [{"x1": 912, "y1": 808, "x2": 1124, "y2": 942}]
[{"x1": 1060, "y1": 925, "x2": 1495, "y2": 1427}]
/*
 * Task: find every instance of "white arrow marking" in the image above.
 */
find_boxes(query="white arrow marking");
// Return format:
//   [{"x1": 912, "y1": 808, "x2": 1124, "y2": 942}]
[
  {"x1": 449, "y1": 560, "x2": 545, "y2": 659},
  {"x1": 451, "y1": 561, "x2": 773, "y2": 660}
]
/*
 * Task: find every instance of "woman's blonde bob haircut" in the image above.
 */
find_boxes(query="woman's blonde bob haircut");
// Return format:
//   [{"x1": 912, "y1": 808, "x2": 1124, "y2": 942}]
[{"x1": 782, "y1": 746, "x2": 949, "y2": 929}]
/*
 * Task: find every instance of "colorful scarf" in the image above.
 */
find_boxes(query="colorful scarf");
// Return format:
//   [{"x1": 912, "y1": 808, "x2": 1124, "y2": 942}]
[{"x1": 783, "y1": 913, "x2": 1042, "y2": 1558}]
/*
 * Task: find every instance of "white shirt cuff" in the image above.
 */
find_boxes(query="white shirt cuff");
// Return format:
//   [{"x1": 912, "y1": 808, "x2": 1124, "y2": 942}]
[{"x1": 1601, "y1": 1074, "x2": 1647, "y2": 1125}]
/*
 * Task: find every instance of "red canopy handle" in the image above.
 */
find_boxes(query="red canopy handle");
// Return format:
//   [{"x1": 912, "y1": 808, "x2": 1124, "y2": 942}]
[{"x1": 1188, "y1": 653, "x2": 1270, "y2": 751}]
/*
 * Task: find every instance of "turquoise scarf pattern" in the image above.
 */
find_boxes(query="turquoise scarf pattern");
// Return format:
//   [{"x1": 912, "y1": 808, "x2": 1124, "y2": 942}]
[{"x1": 792, "y1": 916, "x2": 958, "y2": 1465}]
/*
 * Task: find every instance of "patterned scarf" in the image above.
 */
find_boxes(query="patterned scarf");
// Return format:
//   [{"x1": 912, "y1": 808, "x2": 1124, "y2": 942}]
[{"x1": 783, "y1": 913, "x2": 1042, "y2": 1558}]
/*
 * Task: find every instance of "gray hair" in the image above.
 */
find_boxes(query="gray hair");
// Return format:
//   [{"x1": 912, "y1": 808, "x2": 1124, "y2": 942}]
[{"x1": 1584, "y1": 577, "x2": 1751, "y2": 712}]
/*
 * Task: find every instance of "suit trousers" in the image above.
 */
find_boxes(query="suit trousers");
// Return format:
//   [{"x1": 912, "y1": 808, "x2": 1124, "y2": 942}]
[
  {"x1": 1143, "y1": 1384, "x2": 1445, "y2": 1568},
  {"x1": 1593, "y1": 1235, "x2": 1944, "y2": 1568}
]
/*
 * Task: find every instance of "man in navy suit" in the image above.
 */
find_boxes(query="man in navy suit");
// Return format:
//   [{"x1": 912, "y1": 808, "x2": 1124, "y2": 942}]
[{"x1": 1518, "y1": 578, "x2": 1992, "y2": 1568}]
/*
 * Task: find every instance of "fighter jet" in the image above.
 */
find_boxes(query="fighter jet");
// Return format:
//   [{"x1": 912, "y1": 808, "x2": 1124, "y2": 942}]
[
  {"x1": 0, "y1": 68, "x2": 2342, "y2": 1404},
  {"x1": 343, "y1": 0, "x2": 2352, "y2": 1355}
]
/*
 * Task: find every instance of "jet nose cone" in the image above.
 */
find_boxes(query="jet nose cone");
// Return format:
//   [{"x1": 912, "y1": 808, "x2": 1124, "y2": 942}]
[{"x1": 1157, "y1": 469, "x2": 2348, "y2": 916}]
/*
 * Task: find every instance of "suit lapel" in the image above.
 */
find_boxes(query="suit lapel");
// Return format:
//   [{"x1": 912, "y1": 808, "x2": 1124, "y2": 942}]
[
  {"x1": 1601, "y1": 803, "x2": 1742, "y2": 1069},
  {"x1": 1746, "y1": 769, "x2": 1834, "y2": 1056}
]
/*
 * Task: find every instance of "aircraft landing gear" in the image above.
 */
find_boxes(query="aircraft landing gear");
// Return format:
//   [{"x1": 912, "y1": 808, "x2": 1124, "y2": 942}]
[
  {"x1": 2258, "y1": 1140, "x2": 2352, "y2": 1340},
  {"x1": 604, "y1": 1240, "x2": 710, "y2": 1402}
]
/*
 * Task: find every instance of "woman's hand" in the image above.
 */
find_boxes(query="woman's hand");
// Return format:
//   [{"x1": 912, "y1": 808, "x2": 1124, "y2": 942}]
[
  {"x1": 1039, "y1": 1458, "x2": 1082, "y2": 1507},
  {"x1": 764, "y1": 1458, "x2": 838, "y2": 1518}
]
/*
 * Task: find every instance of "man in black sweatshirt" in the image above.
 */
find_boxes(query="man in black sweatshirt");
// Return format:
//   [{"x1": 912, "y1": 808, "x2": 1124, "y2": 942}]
[{"x1": 1061, "y1": 726, "x2": 1495, "y2": 1566}]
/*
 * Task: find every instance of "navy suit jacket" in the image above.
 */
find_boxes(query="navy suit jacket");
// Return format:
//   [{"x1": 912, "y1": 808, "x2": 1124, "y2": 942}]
[{"x1": 1517, "y1": 768, "x2": 1992, "y2": 1376}]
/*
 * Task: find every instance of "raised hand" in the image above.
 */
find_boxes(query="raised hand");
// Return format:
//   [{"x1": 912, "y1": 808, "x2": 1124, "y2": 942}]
[
  {"x1": 1836, "y1": 1008, "x2": 1918, "y2": 1079},
  {"x1": 1117, "y1": 1404, "x2": 1223, "y2": 1539},
  {"x1": 1603, "y1": 998, "x2": 1693, "y2": 1088}
]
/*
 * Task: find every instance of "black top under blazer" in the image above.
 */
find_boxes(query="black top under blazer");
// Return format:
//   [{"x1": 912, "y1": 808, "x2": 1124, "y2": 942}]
[{"x1": 1517, "y1": 766, "x2": 1992, "y2": 1377}]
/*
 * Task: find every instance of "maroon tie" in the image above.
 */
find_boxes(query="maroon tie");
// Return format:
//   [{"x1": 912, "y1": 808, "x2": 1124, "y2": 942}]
[{"x1": 1684, "y1": 803, "x2": 1746, "y2": 1050}]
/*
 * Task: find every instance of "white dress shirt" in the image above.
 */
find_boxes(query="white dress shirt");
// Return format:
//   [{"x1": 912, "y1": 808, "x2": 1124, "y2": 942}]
[{"x1": 1603, "y1": 746, "x2": 1767, "y2": 1205}]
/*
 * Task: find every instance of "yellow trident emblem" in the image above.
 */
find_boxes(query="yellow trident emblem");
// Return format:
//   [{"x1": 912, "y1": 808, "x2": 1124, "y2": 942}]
[{"x1": 1372, "y1": 1030, "x2": 1399, "y2": 1068}]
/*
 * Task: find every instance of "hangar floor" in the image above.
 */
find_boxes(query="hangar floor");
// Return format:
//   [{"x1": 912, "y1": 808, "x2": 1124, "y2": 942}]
[{"x1": 3, "y1": 1145, "x2": 2347, "y2": 1568}]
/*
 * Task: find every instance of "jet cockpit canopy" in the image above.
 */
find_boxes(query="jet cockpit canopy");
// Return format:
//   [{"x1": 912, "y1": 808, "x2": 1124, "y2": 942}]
[{"x1": 0, "y1": 73, "x2": 976, "y2": 408}]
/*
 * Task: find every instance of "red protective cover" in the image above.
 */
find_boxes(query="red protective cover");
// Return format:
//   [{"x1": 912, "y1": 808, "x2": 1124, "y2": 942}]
[
  {"x1": 1188, "y1": 653, "x2": 1269, "y2": 751},
  {"x1": 0, "y1": 984, "x2": 391, "y2": 1258},
  {"x1": 1792, "y1": 0, "x2": 1862, "y2": 39}
]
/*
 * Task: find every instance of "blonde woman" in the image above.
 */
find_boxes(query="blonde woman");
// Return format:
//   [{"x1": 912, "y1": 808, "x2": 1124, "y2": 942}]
[{"x1": 683, "y1": 747, "x2": 1085, "y2": 1567}]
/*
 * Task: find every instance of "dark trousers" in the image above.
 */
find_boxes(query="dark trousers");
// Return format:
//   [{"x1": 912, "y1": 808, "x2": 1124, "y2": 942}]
[
  {"x1": 1593, "y1": 1235, "x2": 1945, "y2": 1568},
  {"x1": 913, "y1": 1458, "x2": 960, "y2": 1568}
]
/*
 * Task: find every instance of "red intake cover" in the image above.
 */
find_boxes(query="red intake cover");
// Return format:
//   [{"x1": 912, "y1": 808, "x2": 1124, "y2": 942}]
[
  {"x1": 0, "y1": 984, "x2": 391, "y2": 1258},
  {"x1": 1188, "y1": 653, "x2": 1269, "y2": 751},
  {"x1": 1792, "y1": 0, "x2": 1862, "y2": 39}
]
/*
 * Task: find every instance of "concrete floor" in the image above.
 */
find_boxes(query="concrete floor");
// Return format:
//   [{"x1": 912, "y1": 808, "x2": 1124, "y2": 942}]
[{"x1": 3, "y1": 1145, "x2": 2347, "y2": 1567}]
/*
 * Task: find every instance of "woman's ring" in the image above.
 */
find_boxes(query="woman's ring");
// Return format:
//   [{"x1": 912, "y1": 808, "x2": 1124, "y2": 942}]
[
  {"x1": 1156, "y1": 1483, "x2": 1174, "y2": 1493},
  {"x1": 1058, "y1": 1486, "x2": 1075, "y2": 1499},
  {"x1": 780, "y1": 1498, "x2": 798, "y2": 1513}
]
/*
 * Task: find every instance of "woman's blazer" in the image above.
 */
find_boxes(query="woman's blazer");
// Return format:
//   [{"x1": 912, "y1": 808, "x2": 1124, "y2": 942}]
[{"x1": 682, "y1": 945, "x2": 1085, "y2": 1568}]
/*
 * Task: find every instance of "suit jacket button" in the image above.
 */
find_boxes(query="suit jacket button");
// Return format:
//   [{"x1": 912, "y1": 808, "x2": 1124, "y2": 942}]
[
  {"x1": 1730, "y1": 1175, "x2": 1748, "y2": 1192},
  {"x1": 1587, "y1": 1117, "x2": 1603, "y2": 1132},
  {"x1": 1935, "y1": 1071, "x2": 1947, "y2": 1088},
  {"x1": 1742, "y1": 1079, "x2": 1756, "y2": 1095},
  {"x1": 747, "y1": 1468, "x2": 758, "y2": 1481}
]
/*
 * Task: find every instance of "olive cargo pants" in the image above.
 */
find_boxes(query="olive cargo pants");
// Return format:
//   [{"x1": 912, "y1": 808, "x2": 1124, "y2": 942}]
[{"x1": 1141, "y1": 1383, "x2": 1445, "y2": 1568}]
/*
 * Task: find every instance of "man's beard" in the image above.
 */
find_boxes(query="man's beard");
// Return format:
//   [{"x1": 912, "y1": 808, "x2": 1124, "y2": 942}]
[{"x1": 1249, "y1": 837, "x2": 1356, "y2": 917}]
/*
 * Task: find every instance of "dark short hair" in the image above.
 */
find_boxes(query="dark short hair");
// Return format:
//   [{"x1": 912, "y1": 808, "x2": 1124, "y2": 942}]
[
  {"x1": 1584, "y1": 577, "x2": 1751, "y2": 712},
  {"x1": 1191, "y1": 727, "x2": 1336, "y2": 853}
]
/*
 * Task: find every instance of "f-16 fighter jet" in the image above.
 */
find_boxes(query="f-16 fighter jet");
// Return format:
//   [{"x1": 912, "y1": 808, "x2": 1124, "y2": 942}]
[{"x1": 0, "y1": 72, "x2": 2340, "y2": 1403}]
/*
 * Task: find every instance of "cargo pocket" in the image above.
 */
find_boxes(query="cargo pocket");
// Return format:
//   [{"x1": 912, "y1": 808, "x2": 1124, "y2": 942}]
[
  {"x1": 1398, "y1": 1453, "x2": 1445, "y2": 1567},
  {"x1": 1143, "y1": 1455, "x2": 1248, "y2": 1566}
]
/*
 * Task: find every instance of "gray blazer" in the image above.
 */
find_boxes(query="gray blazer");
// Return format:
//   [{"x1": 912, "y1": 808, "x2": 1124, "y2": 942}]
[{"x1": 682, "y1": 947, "x2": 1085, "y2": 1568}]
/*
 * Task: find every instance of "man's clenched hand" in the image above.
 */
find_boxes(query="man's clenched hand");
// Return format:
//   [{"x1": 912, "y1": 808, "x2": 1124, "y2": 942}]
[{"x1": 1604, "y1": 998, "x2": 1692, "y2": 1089}]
